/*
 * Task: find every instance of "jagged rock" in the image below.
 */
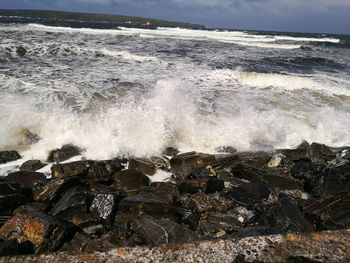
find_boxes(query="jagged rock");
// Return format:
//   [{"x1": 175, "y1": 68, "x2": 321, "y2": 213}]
[
  {"x1": 130, "y1": 216, "x2": 197, "y2": 245},
  {"x1": 88, "y1": 182, "x2": 118, "y2": 195},
  {"x1": 129, "y1": 158, "x2": 156, "y2": 175},
  {"x1": 281, "y1": 148, "x2": 310, "y2": 162},
  {"x1": 113, "y1": 169, "x2": 150, "y2": 194},
  {"x1": 264, "y1": 194, "x2": 313, "y2": 233},
  {"x1": 86, "y1": 161, "x2": 111, "y2": 182},
  {"x1": 20, "y1": 160, "x2": 46, "y2": 172},
  {"x1": 90, "y1": 193, "x2": 118, "y2": 225},
  {"x1": 236, "y1": 151, "x2": 273, "y2": 169},
  {"x1": 268, "y1": 154, "x2": 285, "y2": 168},
  {"x1": 0, "y1": 151, "x2": 21, "y2": 164},
  {"x1": 291, "y1": 160, "x2": 312, "y2": 180},
  {"x1": 162, "y1": 147, "x2": 179, "y2": 156},
  {"x1": 179, "y1": 177, "x2": 224, "y2": 194},
  {"x1": 51, "y1": 161, "x2": 89, "y2": 178},
  {"x1": 4, "y1": 171, "x2": 46, "y2": 188},
  {"x1": 297, "y1": 140, "x2": 310, "y2": 149},
  {"x1": 190, "y1": 166, "x2": 216, "y2": 178},
  {"x1": 20, "y1": 128, "x2": 40, "y2": 145},
  {"x1": 16, "y1": 46, "x2": 27, "y2": 56},
  {"x1": 183, "y1": 193, "x2": 235, "y2": 213},
  {"x1": 150, "y1": 156, "x2": 170, "y2": 171},
  {"x1": 47, "y1": 144, "x2": 81, "y2": 163},
  {"x1": 104, "y1": 158, "x2": 124, "y2": 174},
  {"x1": 33, "y1": 176, "x2": 83, "y2": 203},
  {"x1": 225, "y1": 182, "x2": 270, "y2": 206},
  {"x1": 302, "y1": 193, "x2": 350, "y2": 230},
  {"x1": 197, "y1": 212, "x2": 242, "y2": 237},
  {"x1": 116, "y1": 185, "x2": 178, "y2": 223},
  {"x1": 0, "y1": 210, "x2": 76, "y2": 253},
  {"x1": 263, "y1": 173, "x2": 303, "y2": 191},
  {"x1": 49, "y1": 186, "x2": 88, "y2": 218},
  {"x1": 175, "y1": 207, "x2": 200, "y2": 230},
  {"x1": 309, "y1": 142, "x2": 335, "y2": 161},
  {"x1": 0, "y1": 239, "x2": 19, "y2": 256},
  {"x1": 0, "y1": 182, "x2": 32, "y2": 212}
]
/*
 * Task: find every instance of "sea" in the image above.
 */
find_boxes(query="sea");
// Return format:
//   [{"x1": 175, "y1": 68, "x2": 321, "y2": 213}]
[{"x1": 0, "y1": 20, "x2": 350, "y2": 164}]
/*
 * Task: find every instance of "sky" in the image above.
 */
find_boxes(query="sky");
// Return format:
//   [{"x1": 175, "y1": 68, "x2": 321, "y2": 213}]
[{"x1": 0, "y1": 0, "x2": 349, "y2": 34}]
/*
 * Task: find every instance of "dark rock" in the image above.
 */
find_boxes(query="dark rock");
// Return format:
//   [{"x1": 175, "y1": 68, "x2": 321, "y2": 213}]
[
  {"x1": 197, "y1": 212, "x2": 242, "y2": 237},
  {"x1": 297, "y1": 140, "x2": 310, "y2": 150},
  {"x1": 0, "y1": 210, "x2": 76, "y2": 253},
  {"x1": 104, "y1": 158, "x2": 124, "y2": 174},
  {"x1": 236, "y1": 226, "x2": 282, "y2": 238},
  {"x1": 263, "y1": 173, "x2": 303, "y2": 191},
  {"x1": 175, "y1": 207, "x2": 200, "y2": 230},
  {"x1": 309, "y1": 142, "x2": 335, "y2": 161},
  {"x1": 0, "y1": 151, "x2": 21, "y2": 164},
  {"x1": 33, "y1": 176, "x2": 83, "y2": 203},
  {"x1": 291, "y1": 160, "x2": 312, "y2": 180},
  {"x1": 183, "y1": 193, "x2": 235, "y2": 213},
  {"x1": 302, "y1": 193, "x2": 350, "y2": 230},
  {"x1": 86, "y1": 161, "x2": 111, "y2": 182},
  {"x1": 230, "y1": 162, "x2": 265, "y2": 182},
  {"x1": 16, "y1": 46, "x2": 27, "y2": 56},
  {"x1": 20, "y1": 128, "x2": 40, "y2": 145},
  {"x1": 20, "y1": 160, "x2": 46, "y2": 172},
  {"x1": 49, "y1": 186, "x2": 88, "y2": 218},
  {"x1": 113, "y1": 169, "x2": 150, "y2": 194},
  {"x1": 51, "y1": 161, "x2": 89, "y2": 178},
  {"x1": 0, "y1": 182, "x2": 32, "y2": 212},
  {"x1": 190, "y1": 166, "x2": 216, "y2": 178},
  {"x1": 281, "y1": 148, "x2": 310, "y2": 162},
  {"x1": 129, "y1": 158, "x2": 157, "y2": 175},
  {"x1": 163, "y1": 147, "x2": 179, "y2": 156},
  {"x1": 90, "y1": 193, "x2": 118, "y2": 225},
  {"x1": 179, "y1": 177, "x2": 224, "y2": 194},
  {"x1": 150, "y1": 156, "x2": 170, "y2": 171},
  {"x1": 225, "y1": 182, "x2": 270, "y2": 206},
  {"x1": 0, "y1": 239, "x2": 19, "y2": 256},
  {"x1": 236, "y1": 151, "x2": 273, "y2": 169},
  {"x1": 116, "y1": 186, "x2": 177, "y2": 223},
  {"x1": 264, "y1": 194, "x2": 313, "y2": 233},
  {"x1": 47, "y1": 144, "x2": 81, "y2": 163},
  {"x1": 130, "y1": 216, "x2": 197, "y2": 245},
  {"x1": 4, "y1": 171, "x2": 46, "y2": 188},
  {"x1": 88, "y1": 182, "x2": 118, "y2": 195},
  {"x1": 215, "y1": 146, "x2": 237, "y2": 154}
]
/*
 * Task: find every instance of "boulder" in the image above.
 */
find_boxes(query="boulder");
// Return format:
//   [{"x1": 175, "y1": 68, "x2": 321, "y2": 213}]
[
  {"x1": 20, "y1": 160, "x2": 46, "y2": 172},
  {"x1": 0, "y1": 182, "x2": 32, "y2": 212},
  {"x1": 183, "y1": 193, "x2": 235, "y2": 214},
  {"x1": 179, "y1": 177, "x2": 224, "y2": 194},
  {"x1": 19, "y1": 128, "x2": 40, "y2": 145},
  {"x1": 51, "y1": 161, "x2": 89, "y2": 179},
  {"x1": 129, "y1": 158, "x2": 157, "y2": 176},
  {"x1": 309, "y1": 142, "x2": 335, "y2": 161},
  {"x1": 86, "y1": 161, "x2": 112, "y2": 182},
  {"x1": 0, "y1": 151, "x2": 21, "y2": 164},
  {"x1": 225, "y1": 182, "x2": 270, "y2": 207},
  {"x1": 104, "y1": 158, "x2": 124, "y2": 174},
  {"x1": 47, "y1": 144, "x2": 81, "y2": 163},
  {"x1": 0, "y1": 210, "x2": 75, "y2": 253},
  {"x1": 4, "y1": 171, "x2": 46, "y2": 188},
  {"x1": 197, "y1": 212, "x2": 242, "y2": 237},
  {"x1": 112, "y1": 169, "x2": 150, "y2": 194},
  {"x1": 0, "y1": 239, "x2": 19, "y2": 256},
  {"x1": 90, "y1": 193, "x2": 119, "y2": 224},
  {"x1": 130, "y1": 216, "x2": 197, "y2": 245}
]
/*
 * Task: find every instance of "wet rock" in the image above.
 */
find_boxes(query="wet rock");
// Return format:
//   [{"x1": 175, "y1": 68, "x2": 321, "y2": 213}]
[
  {"x1": 0, "y1": 239, "x2": 19, "y2": 256},
  {"x1": 86, "y1": 161, "x2": 111, "y2": 182},
  {"x1": 179, "y1": 177, "x2": 224, "y2": 194},
  {"x1": 197, "y1": 212, "x2": 242, "y2": 237},
  {"x1": 47, "y1": 144, "x2": 81, "y2": 163},
  {"x1": 302, "y1": 193, "x2": 350, "y2": 230},
  {"x1": 113, "y1": 169, "x2": 150, "y2": 194},
  {"x1": 297, "y1": 140, "x2": 310, "y2": 150},
  {"x1": 104, "y1": 158, "x2": 124, "y2": 174},
  {"x1": 51, "y1": 161, "x2": 90, "y2": 179},
  {"x1": 291, "y1": 160, "x2": 312, "y2": 180},
  {"x1": 88, "y1": 182, "x2": 118, "y2": 195},
  {"x1": 281, "y1": 148, "x2": 310, "y2": 162},
  {"x1": 20, "y1": 128, "x2": 40, "y2": 145},
  {"x1": 215, "y1": 146, "x2": 237, "y2": 154},
  {"x1": 33, "y1": 176, "x2": 83, "y2": 203},
  {"x1": 129, "y1": 158, "x2": 156, "y2": 176},
  {"x1": 0, "y1": 210, "x2": 75, "y2": 253},
  {"x1": 163, "y1": 147, "x2": 179, "y2": 156},
  {"x1": 309, "y1": 142, "x2": 335, "y2": 161},
  {"x1": 268, "y1": 154, "x2": 285, "y2": 168},
  {"x1": 0, "y1": 151, "x2": 21, "y2": 164},
  {"x1": 90, "y1": 193, "x2": 118, "y2": 224},
  {"x1": 263, "y1": 173, "x2": 303, "y2": 191},
  {"x1": 264, "y1": 194, "x2": 313, "y2": 233},
  {"x1": 184, "y1": 193, "x2": 235, "y2": 213},
  {"x1": 190, "y1": 166, "x2": 216, "y2": 178},
  {"x1": 116, "y1": 186, "x2": 178, "y2": 223},
  {"x1": 20, "y1": 160, "x2": 46, "y2": 172},
  {"x1": 150, "y1": 156, "x2": 170, "y2": 171},
  {"x1": 4, "y1": 171, "x2": 46, "y2": 188},
  {"x1": 236, "y1": 151, "x2": 273, "y2": 169},
  {"x1": 175, "y1": 207, "x2": 200, "y2": 230},
  {"x1": 230, "y1": 162, "x2": 265, "y2": 182},
  {"x1": 130, "y1": 216, "x2": 197, "y2": 245},
  {"x1": 0, "y1": 182, "x2": 32, "y2": 212},
  {"x1": 16, "y1": 46, "x2": 27, "y2": 56},
  {"x1": 225, "y1": 182, "x2": 270, "y2": 206},
  {"x1": 49, "y1": 186, "x2": 88, "y2": 219}
]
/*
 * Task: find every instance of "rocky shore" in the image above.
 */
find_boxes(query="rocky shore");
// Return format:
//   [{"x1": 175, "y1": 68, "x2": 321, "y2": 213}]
[{"x1": 0, "y1": 141, "x2": 349, "y2": 262}]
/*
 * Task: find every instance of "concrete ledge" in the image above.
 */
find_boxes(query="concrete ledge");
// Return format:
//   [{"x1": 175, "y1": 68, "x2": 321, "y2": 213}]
[{"x1": 1, "y1": 230, "x2": 349, "y2": 262}]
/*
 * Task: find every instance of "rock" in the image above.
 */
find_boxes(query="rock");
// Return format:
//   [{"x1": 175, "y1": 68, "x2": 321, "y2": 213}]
[
  {"x1": 112, "y1": 169, "x2": 150, "y2": 194},
  {"x1": 0, "y1": 151, "x2": 21, "y2": 164},
  {"x1": 0, "y1": 210, "x2": 76, "y2": 253},
  {"x1": 86, "y1": 161, "x2": 112, "y2": 182},
  {"x1": 20, "y1": 160, "x2": 46, "y2": 172},
  {"x1": 129, "y1": 158, "x2": 156, "y2": 176},
  {"x1": 88, "y1": 182, "x2": 118, "y2": 195},
  {"x1": 264, "y1": 194, "x2": 313, "y2": 233},
  {"x1": 130, "y1": 216, "x2": 197, "y2": 245},
  {"x1": 4, "y1": 171, "x2": 46, "y2": 188},
  {"x1": 309, "y1": 142, "x2": 335, "y2": 161},
  {"x1": 20, "y1": 128, "x2": 40, "y2": 145},
  {"x1": 150, "y1": 156, "x2": 170, "y2": 171},
  {"x1": 16, "y1": 46, "x2": 27, "y2": 56},
  {"x1": 268, "y1": 154, "x2": 285, "y2": 168},
  {"x1": 263, "y1": 173, "x2": 303, "y2": 191},
  {"x1": 281, "y1": 148, "x2": 309, "y2": 162},
  {"x1": 302, "y1": 193, "x2": 350, "y2": 230},
  {"x1": 0, "y1": 182, "x2": 32, "y2": 212},
  {"x1": 0, "y1": 239, "x2": 19, "y2": 256},
  {"x1": 225, "y1": 182, "x2": 270, "y2": 207},
  {"x1": 116, "y1": 186, "x2": 177, "y2": 223},
  {"x1": 179, "y1": 177, "x2": 224, "y2": 194},
  {"x1": 230, "y1": 162, "x2": 265, "y2": 182},
  {"x1": 162, "y1": 147, "x2": 179, "y2": 156},
  {"x1": 184, "y1": 193, "x2": 235, "y2": 214},
  {"x1": 197, "y1": 212, "x2": 242, "y2": 237},
  {"x1": 190, "y1": 166, "x2": 216, "y2": 178},
  {"x1": 236, "y1": 226, "x2": 281, "y2": 238},
  {"x1": 215, "y1": 146, "x2": 237, "y2": 154},
  {"x1": 291, "y1": 160, "x2": 312, "y2": 180},
  {"x1": 297, "y1": 140, "x2": 310, "y2": 150},
  {"x1": 104, "y1": 158, "x2": 124, "y2": 174},
  {"x1": 33, "y1": 176, "x2": 83, "y2": 203},
  {"x1": 51, "y1": 161, "x2": 89, "y2": 179},
  {"x1": 90, "y1": 193, "x2": 118, "y2": 224},
  {"x1": 236, "y1": 151, "x2": 273, "y2": 169},
  {"x1": 49, "y1": 186, "x2": 88, "y2": 219},
  {"x1": 47, "y1": 144, "x2": 81, "y2": 163}
]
